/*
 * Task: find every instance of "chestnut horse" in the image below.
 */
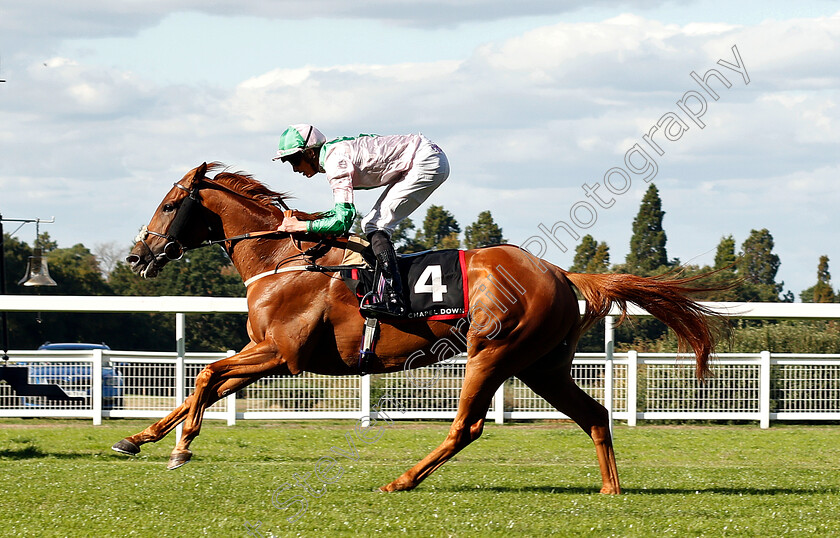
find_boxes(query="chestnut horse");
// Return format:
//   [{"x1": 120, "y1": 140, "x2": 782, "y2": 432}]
[{"x1": 114, "y1": 162, "x2": 724, "y2": 494}]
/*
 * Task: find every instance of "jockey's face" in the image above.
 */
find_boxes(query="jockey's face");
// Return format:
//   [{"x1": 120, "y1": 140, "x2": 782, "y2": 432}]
[{"x1": 285, "y1": 148, "x2": 320, "y2": 178}]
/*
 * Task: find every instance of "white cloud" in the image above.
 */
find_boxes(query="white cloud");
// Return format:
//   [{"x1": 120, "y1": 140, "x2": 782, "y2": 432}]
[
  {"x1": 474, "y1": 14, "x2": 683, "y2": 73},
  {"x1": 0, "y1": 1, "x2": 683, "y2": 48}
]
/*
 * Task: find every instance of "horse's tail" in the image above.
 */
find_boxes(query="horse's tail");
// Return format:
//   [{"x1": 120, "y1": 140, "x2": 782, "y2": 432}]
[{"x1": 561, "y1": 270, "x2": 729, "y2": 379}]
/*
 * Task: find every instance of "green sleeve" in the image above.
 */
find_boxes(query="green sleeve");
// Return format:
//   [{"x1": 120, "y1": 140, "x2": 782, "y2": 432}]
[{"x1": 306, "y1": 202, "x2": 356, "y2": 234}]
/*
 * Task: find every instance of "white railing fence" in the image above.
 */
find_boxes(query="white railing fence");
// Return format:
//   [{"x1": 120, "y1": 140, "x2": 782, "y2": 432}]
[
  {"x1": 2, "y1": 296, "x2": 840, "y2": 429},
  {"x1": 3, "y1": 350, "x2": 840, "y2": 429}
]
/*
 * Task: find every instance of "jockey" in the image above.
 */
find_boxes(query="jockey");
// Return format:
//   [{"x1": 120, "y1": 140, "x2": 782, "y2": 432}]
[{"x1": 274, "y1": 124, "x2": 450, "y2": 318}]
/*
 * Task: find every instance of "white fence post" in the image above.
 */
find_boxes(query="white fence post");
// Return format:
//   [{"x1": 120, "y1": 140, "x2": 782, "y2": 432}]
[
  {"x1": 92, "y1": 348, "x2": 103, "y2": 425},
  {"x1": 604, "y1": 316, "x2": 614, "y2": 437},
  {"x1": 627, "y1": 350, "x2": 638, "y2": 427},
  {"x1": 361, "y1": 374, "x2": 371, "y2": 418},
  {"x1": 225, "y1": 350, "x2": 236, "y2": 426},
  {"x1": 174, "y1": 313, "x2": 186, "y2": 442},
  {"x1": 494, "y1": 383, "x2": 505, "y2": 424},
  {"x1": 759, "y1": 350, "x2": 771, "y2": 429}
]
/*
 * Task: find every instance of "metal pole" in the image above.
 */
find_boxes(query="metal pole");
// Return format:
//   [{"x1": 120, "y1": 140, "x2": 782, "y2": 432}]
[
  {"x1": 1, "y1": 213, "x2": 9, "y2": 360},
  {"x1": 174, "y1": 312, "x2": 186, "y2": 443},
  {"x1": 604, "y1": 315, "x2": 615, "y2": 439}
]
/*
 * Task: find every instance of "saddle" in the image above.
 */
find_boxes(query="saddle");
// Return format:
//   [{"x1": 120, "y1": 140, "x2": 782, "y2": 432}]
[
  {"x1": 325, "y1": 235, "x2": 470, "y2": 373},
  {"x1": 338, "y1": 235, "x2": 469, "y2": 321}
]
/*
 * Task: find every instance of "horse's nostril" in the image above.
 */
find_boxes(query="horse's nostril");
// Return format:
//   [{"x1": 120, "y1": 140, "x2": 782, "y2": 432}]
[{"x1": 126, "y1": 255, "x2": 140, "y2": 265}]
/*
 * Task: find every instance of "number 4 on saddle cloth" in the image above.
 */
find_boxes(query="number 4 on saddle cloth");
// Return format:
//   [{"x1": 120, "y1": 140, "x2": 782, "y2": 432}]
[
  {"x1": 333, "y1": 236, "x2": 468, "y2": 373},
  {"x1": 339, "y1": 236, "x2": 469, "y2": 321}
]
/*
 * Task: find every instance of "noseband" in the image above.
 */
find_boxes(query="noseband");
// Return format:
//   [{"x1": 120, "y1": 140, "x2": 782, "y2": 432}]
[{"x1": 136, "y1": 182, "x2": 202, "y2": 262}]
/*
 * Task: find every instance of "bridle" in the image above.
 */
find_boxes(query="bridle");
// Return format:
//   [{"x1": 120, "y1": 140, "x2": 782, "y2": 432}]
[
  {"x1": 135, "y1": 183, "x2": 202, "y2": 262},
  {"x1": 136, "y1": 180, "x2": 292, "y2": 263},
  {"x1": 134, "y1": 173, "x2": 355, "y2": 289}
]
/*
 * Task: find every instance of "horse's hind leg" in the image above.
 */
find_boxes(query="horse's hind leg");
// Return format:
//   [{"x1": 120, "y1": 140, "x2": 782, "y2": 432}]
[
  {"x1": 380, "y1": 359, "x2": 506, "y2": 492},
  {"x1": 516, "y1": 350, "x2": 621, "y2": 494}
]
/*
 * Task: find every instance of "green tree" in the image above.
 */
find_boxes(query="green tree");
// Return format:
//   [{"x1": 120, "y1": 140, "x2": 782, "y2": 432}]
[
  {"x1": 620, "y1": 184, "x2": 671, "y2": 344},
  {"x1": 625, "y1": 184, "x2": 668, "y2": 274},
  {"x1": 589, "y1": 242, "x2": 610, "y2": 273},
  {"x1": 45, "y1": 244, "x2": 110, "y2": 296},
  {"x1": 801, "y1": 255, "x2": 835, "y2": 303},
  {"x1": 417, "y1": 205, "x2": 461, "y2": 250},
  {"x1": 439, "y1": 233, "x2": 461, "y2": 249},
  {"x1": 570, "y1": 235, "x2": 610, "y2": 273},
  {"x1": 391, "y1": 218, "x2": 425, "y2": 254},
  {"x1": 464, "y1": 211, "x2": 506, "y2": 249},
  {"x1": 738, "y1": 228, "x2": 783, "y2": 301},
  {"x1": 2, "y1": 233, "x2": 30, "y2": 293},
  {"x1": 695, "y1": 235, "x2": 742, "y2": 301},
  {"x1": 571, "y1": 235, "x2": 597, "y2": 272},
  {"x1": 714, "y1": 235, "x2": 737, "y2": 271},
  {"x1": 35, "y1": 231, "x2": 58, "y2": 252},
  {"x1": 814, "y1": 255, "x2": 835, "y2": 303}
]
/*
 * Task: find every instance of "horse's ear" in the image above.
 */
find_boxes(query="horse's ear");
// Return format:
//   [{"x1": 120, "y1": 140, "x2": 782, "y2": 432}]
[
  {"x1": 196, "y1": 162, "x2": 208, "y2": 180},
  {"x1": 184, "y1": 162, "x2": 208, "y2": 188}
]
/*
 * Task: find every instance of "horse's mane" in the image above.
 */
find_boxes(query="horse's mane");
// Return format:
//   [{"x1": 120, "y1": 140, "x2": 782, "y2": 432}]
[{"x1": 205, "y1": 162, "x2": 292, "y2": 210}]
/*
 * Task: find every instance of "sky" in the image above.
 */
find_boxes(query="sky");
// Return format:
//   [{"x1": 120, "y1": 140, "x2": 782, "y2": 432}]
[{"x1": 1, "y1": 0, "x2": 838, "y2": 299}]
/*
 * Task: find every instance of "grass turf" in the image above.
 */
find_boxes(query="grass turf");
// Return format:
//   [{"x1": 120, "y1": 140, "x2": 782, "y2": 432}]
[{"x1": 1, "y1": 419, "x2": 839, "y2": 537}]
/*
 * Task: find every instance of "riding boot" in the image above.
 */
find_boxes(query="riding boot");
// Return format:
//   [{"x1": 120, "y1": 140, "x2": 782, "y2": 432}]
[{"x1": 361, "y1": 232, "x2": 407, "y2": 318}]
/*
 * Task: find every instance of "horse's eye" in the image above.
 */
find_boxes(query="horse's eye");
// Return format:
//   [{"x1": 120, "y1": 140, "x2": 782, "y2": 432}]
[{"x1": 163, "y1": 203, "x2": 176, "y2": 213}]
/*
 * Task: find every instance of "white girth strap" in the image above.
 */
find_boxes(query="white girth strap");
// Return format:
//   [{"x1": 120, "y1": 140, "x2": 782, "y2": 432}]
[{"x1": 243, "y1": 265, "x2": 311, "y2": 288}]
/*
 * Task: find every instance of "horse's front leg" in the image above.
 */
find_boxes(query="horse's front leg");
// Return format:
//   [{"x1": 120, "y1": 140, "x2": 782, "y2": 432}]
[
  {"x1": 111, "y1": 397, "x2": 193, "y2": 456},
  {"x1": 112, "y1": 341, "x2": 261, "y2": 456},
  {"x1": 167, "y1": 338, "x2": 286, "y2": 469},
  {"x1": 112, "y1": 373, "x2": 278, "y2": 457}
]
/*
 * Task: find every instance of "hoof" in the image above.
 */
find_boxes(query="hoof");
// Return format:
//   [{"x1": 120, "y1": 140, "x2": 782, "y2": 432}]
[
  {"x1": 379, "y1": 481, "x2": 412, "y2": 492},
  {"x1": 111, "y1": 439, "x2": 140, "y2": 455},
  {"x1": 167, "y1": 450, "x2": 192, "y2": 470}
]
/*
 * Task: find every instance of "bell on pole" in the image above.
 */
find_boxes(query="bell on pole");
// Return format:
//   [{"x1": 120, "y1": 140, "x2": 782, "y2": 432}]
[
  {"x1": 18, "y1": 248, "x2": 58, "y2": 287},
  {"x1": 1, "y1": 215, "x2": 79, "y2": 401}
]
